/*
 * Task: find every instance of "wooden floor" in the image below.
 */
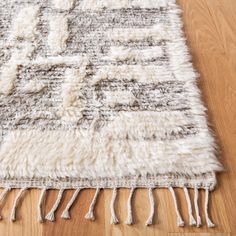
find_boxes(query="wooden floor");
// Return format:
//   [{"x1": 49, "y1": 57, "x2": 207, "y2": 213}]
[{"x1": 0, "y1": 0, "x2": 236, "y2": 235}]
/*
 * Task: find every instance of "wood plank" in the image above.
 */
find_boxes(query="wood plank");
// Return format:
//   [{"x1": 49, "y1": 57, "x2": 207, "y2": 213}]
[
  {"x1": 168, "y1": 233, "x2": 230, "y2": 236},
  {"x1": 0, "y1": 189, "x2": 42, "y2": 236},
  {"x1": 179, "y1": 0, "x2": 236, "y2": 233}
]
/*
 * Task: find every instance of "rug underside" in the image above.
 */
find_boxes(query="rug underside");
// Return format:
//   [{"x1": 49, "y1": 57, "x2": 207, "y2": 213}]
[{"x1": 0, "y1": 0, "x2": 222, "y2": 227}]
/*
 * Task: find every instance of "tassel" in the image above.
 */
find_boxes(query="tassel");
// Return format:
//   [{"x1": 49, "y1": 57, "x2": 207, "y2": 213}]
[
  {"x1": 61, "y1": 188, "x2": 81, "y2": 219},
  {"x1": 194, "y1": 187, "x2": 202, "y2": 227},
  {"x1": 205, "y1": 188, "x2": 215, "y2": 228},
  {"x1": 125, "y1": 188, "x2": 135, "y2": 225},
  {"x1": 183, "y1": 187, "x2": 196, "y2": 226},
  {"x1": 10, "y1": 188, "x2": 27, "y2": 221},
  {"x1": 145, "y1": 188, "x2": 155, "y2": 226},
  {"x1": 169, "y1": 187, "x2": 184, "y2": 227},
  {"x1": 45, "y1": 189, "x2": 64, "y2": 222},
  {"x1": 0, "y1": 187, "x2": 11, "y2": 220},
  {"x1": 38, "y1": 188, "x2": 47, "y2": 223},
  {"x1": 85, "y1": 188, "x2": 100, "y2": 221},
  {"x1": 110, "y1": 188, "x2": 119, "y2": 224}
]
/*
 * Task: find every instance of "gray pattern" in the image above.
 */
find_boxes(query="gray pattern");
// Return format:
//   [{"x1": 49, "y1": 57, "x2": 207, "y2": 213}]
[{"x1": 0, "y1": 0, "x2": 196, "y2": 141}]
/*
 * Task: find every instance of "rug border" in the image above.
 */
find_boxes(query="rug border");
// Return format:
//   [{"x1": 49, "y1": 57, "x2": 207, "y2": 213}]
[{"x1": 0, "y1": 172, "x2": 217, "y2": 190}]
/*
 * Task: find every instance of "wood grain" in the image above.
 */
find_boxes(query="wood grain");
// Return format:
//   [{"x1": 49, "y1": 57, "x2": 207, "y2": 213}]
[{"x1": 0, "y1": 0, "x2": 236, "y2": 235}]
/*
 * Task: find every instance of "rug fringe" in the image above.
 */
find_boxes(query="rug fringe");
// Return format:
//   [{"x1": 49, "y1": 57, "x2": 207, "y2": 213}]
[
  {"x1": 125, "y1": 187, "x2": 135, "y2": 225},
  {"x1": 85, "y1": 188, "x2": 100, "y2": 221},
  {"x1": 38, "y1": 188, "x2": 47, "y2": 223},
  {"x1": 183, "y1": 187, "x2": 196, "y2": 226},
  {"x1": 205, "y1": 187, "x2": 215, "y2": 228},
  {"x1": 145, "y1": 188, "x2": 155, "y2": 226},
  {"x1": 0, "y1": 186, "x2": 216, "y2": 227},
  {"x1": 61, "y1": 188, "x2": 81, "y2": 219},
  {"x1": 194, "y1": 187, "x2": 202, "y2": 227},
  {"x1": 10, "y1": 188, "x2": 27, "y2": 221},
  {"x1": 110, "y1": 188, "x2": 119, "y2": 224},
  {"x1": 45, "y1": 189, "x2": 64, "y2": 222},
  {"x1": 169, "y1": 186, "x2": 185, "y2": 227}
]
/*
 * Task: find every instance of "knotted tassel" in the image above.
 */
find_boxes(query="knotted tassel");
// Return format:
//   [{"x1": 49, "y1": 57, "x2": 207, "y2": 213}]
[
  {"x1": 38, "y1": 188, "x2": 47, "y2": 223},
  {"x1": 205, "y1": 188, "x2": 215, "y2": 228},
  {"x1": 125, "y1": 188, "x2": 135, "y2": 225},
  {"x1": 10, "y1": 188, "x2": 27, "y2": 221},
  {"x1": 45, "y1": 189, "x2": 64, "y2": 222},
  {"x1": 145, "y1": 188, "x2": 155, "y2": 226},
  {"x1": 110, "y1": 188, "x2": 119, "y2": 224},
  {"x1": 183, "y1": 187, "x2": 196, "y2": 226},
  {"x1": 85, "y1": 188, "x2": 100, "y2": 221},
  {"x1": 194, "y1": 187, "x2": 202, "y2": 227},
  {"x1": 0, "y1": 187, "x2": 11, "y2": 220},
  {"x1": 169, "y1": 187, "x2": 184, "y2": 227},
  {"x1": 61, "y1": 188, "x2": 81, "y2": 219}
]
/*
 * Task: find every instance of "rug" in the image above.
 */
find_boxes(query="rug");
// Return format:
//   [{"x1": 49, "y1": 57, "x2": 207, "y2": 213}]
[{"x1": 0, "y1": 0, "x2": 222, "y2": 227}]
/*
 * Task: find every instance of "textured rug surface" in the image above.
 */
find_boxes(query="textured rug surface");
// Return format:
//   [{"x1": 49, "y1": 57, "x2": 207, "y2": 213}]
[{"x1": 0, "y1": 0, "x2": 222, "y2": 226}]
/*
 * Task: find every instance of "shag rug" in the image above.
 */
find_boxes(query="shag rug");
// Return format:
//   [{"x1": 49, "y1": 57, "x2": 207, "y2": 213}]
[{"x1": 0, "y1": 0, "x2": 222, "y2": 227}]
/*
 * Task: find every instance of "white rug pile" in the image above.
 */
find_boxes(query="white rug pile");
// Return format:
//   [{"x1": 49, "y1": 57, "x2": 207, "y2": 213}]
[{"x1": 0, "y1": 0, "x2": 222, "y2": 227}]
